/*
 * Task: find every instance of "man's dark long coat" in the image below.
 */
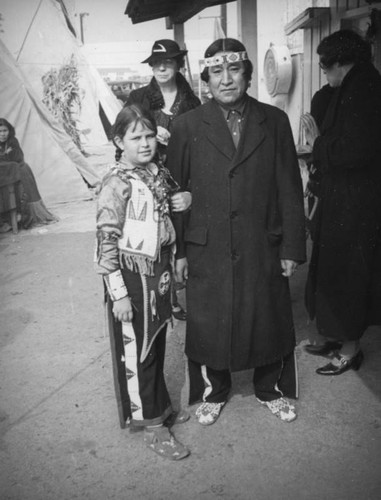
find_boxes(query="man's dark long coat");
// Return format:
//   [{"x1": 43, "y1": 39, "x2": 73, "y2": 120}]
[
  {"x1": 306, "y1": 62, "x2": 381, "y2": 340},
  {"x1": 166, "y1": 97, "x2": 306, "y2": 371}
]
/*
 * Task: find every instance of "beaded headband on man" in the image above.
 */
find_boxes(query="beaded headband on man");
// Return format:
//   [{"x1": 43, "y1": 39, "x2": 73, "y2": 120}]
[{"x1": 202, "y1": 51, "x2": 248, "y2": 67}]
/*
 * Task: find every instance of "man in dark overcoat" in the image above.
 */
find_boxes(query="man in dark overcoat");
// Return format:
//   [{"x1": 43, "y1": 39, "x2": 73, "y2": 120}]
[{"x1": 166, "y1": 38, "x2": 306, "y2": 425}]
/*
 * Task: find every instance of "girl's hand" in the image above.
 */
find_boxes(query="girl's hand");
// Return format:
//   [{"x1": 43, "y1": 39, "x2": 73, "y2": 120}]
[
  {"x1": 156, "y1": 126, "x2": 171, "y2": 146},
  {"x1": 171, "y1": 191, "x2": 192, "y2": 212},
  {"x1": 113, "y1": 296, "x2": 133, "y2": 322}
]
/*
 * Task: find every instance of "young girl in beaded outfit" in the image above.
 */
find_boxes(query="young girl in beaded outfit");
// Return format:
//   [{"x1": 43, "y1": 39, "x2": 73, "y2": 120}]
[{"x1": 95, "y1": 104, "x2": 190, "y2": 460}]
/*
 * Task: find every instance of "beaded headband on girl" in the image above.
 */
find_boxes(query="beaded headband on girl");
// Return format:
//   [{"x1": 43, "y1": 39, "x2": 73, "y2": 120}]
[{"x1": 202, "y1": 51, "x2": 248, "y2": 67}]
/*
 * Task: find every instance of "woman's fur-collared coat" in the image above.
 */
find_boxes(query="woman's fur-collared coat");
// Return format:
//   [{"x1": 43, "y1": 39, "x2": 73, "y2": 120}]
[{"x1": 166, "y1": 97, "x2": 306, "y2": 371}]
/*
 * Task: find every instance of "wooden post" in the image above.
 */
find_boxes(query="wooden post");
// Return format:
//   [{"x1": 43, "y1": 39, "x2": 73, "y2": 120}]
[
  {"x1": 237, "y1": 0, "x2": 258, "y2": 98},
  {"x1": 173, "y1": 23, "x2": 185, "y2": 50},
  {"x1": 221, "y1": 3, "x2": 227, "y2": 36},
  {"x1": 173, "y1": 23, "x2": 193, "y2": 87}
]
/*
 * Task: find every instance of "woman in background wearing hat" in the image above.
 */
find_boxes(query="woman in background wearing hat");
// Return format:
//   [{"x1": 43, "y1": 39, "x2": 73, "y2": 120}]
[
  {"x1": 127, "y1": 39, "x2": 201, "y2": 321},
  {"x1": 127, "y1": 39, "x2": 200, "y2": 157}
]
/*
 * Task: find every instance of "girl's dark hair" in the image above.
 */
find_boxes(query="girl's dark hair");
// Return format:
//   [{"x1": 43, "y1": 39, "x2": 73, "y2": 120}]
[
  {"x1": 200, "y1": 38, "x2": 253, "y2": 83},
  {"x1": 0, "y1": 118, "x2": 15, "y2": 140},
  {"x1": 112, "y1": 104, "x2": 157, "y2": 162},
  {"x1": 318, "y1": 29, "x2": 372, "y2": 69}
]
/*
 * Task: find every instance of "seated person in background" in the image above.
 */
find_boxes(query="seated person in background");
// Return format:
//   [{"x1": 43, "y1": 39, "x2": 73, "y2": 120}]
[{"x1": 0, "y1": 118, "x2": 57, "y2": 230}]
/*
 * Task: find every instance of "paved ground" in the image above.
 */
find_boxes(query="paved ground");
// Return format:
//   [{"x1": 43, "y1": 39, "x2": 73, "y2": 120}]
[{"x1": 0, "y1": 197, "x2": 380, "y2": 500}]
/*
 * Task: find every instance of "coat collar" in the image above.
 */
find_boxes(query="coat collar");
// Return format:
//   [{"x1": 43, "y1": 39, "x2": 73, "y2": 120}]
[
  {"x1": 201, "y1": 97, "x2": 266, "y2": 167},
  {"x1": 201, "y1": 99, "x2": 235, "y2": 160},
  {"x1": 234, "y1": 98, "x2": 266, "y2": 168},
  {"x1": 321, "y1": 62, "x2": 378, "y2": 133}
]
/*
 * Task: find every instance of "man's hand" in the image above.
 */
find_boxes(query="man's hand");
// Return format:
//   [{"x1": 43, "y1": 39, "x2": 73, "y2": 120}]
[
  {"x1": 281, "y1": 259, "x2": 298, "y2": 277},
  {"x1": 113, "y1": 296, "x2": 133, "y2": 322},
  {"x1": 175, "y1": 257, "x2": 188, "y2": 284},
  {"x1": 171, "y1": 191, "x2": 192, "y2": 212}
]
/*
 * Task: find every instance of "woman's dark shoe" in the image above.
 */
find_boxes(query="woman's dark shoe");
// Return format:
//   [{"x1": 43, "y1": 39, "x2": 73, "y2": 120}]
[
  {"x1": 304, "y1": 341, "x2": 342, "y2": 357},
  {"x1": 316, "y1": 350, "x2": 364, "y2": 376}
]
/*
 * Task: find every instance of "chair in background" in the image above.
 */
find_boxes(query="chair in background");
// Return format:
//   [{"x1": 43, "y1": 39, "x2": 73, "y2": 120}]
[{"x1": 0, "y1": 168, "x2": 20, "y2": 234}]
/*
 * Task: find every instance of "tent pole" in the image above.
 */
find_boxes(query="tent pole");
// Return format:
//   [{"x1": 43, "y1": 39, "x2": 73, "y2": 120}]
[{"x1": 17, "y1": 0, "x2": 43, "y2": 61}]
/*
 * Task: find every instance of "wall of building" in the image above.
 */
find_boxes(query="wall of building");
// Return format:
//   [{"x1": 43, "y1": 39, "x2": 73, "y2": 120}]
[{"x1": 254, "y1": 0, "x2": 312, "y2": 142}]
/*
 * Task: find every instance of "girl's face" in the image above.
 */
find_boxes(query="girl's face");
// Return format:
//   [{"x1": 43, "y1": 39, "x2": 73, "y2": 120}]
[
  {"x1": 116, "y1": 121, "x2": 157, "y2": 167},
  {"x1": 0, "y1": 125, "x2": 10, "y2": 143}
]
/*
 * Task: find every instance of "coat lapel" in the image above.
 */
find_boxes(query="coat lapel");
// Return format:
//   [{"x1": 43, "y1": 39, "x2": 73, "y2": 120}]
[
  {"x1": 202, "y1": 100, "x2": 236, "y2": 161},
  {"x1": 201, "y1": 97, "x2": 266, "y2": 166},
  {"x1": 233, "y1": 98, "x2": 266, "y2": 169}
]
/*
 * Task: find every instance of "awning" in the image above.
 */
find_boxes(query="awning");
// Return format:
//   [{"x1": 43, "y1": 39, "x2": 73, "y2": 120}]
[
  {"x1": 125, "y1": 0, "x2": 235, "y2": 24},
  {"x1": 285, "y1": 7, "x2": 330, "y2": 36}
]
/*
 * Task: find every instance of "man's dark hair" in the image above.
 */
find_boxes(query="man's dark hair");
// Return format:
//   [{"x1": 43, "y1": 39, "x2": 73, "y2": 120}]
[
  {"x1": 200, "y1": 38, "x2": 253, "y2": 83},
  {"x1": 318, "y1": 29, "x2": 372, "y2": 69}
]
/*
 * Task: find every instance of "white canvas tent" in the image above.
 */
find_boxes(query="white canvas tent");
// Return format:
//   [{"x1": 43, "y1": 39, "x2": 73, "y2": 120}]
[
  {"x1": 0, "y1": 0, "x2": 122, "y2": 204},
  {"x1": 0, "y1": 39, "x2": 93, "y2": 204}
]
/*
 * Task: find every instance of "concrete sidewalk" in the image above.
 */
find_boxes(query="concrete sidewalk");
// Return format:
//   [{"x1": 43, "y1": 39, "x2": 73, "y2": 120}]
[{"x1": 0, "y1": 200, "x2": 380, "y2": 500}]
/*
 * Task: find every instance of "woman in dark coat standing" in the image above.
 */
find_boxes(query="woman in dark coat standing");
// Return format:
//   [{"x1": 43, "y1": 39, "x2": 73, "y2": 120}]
[
  {"x1": 303, "y1": 30, "x2": 381, "y2": 375},
  {"x1": 126, "y1": 39, "x2": 200, "y2": 320}
]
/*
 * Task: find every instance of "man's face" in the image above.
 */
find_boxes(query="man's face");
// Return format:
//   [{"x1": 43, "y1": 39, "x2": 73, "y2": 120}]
[{"x1": 207, "y1": 52, "x2": 249, "y2": 108}]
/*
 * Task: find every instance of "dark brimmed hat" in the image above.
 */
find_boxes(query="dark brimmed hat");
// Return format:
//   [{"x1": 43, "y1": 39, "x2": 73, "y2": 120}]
[{"x1": 142, "y1": 39, "x2": 187, "y2": 64}]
